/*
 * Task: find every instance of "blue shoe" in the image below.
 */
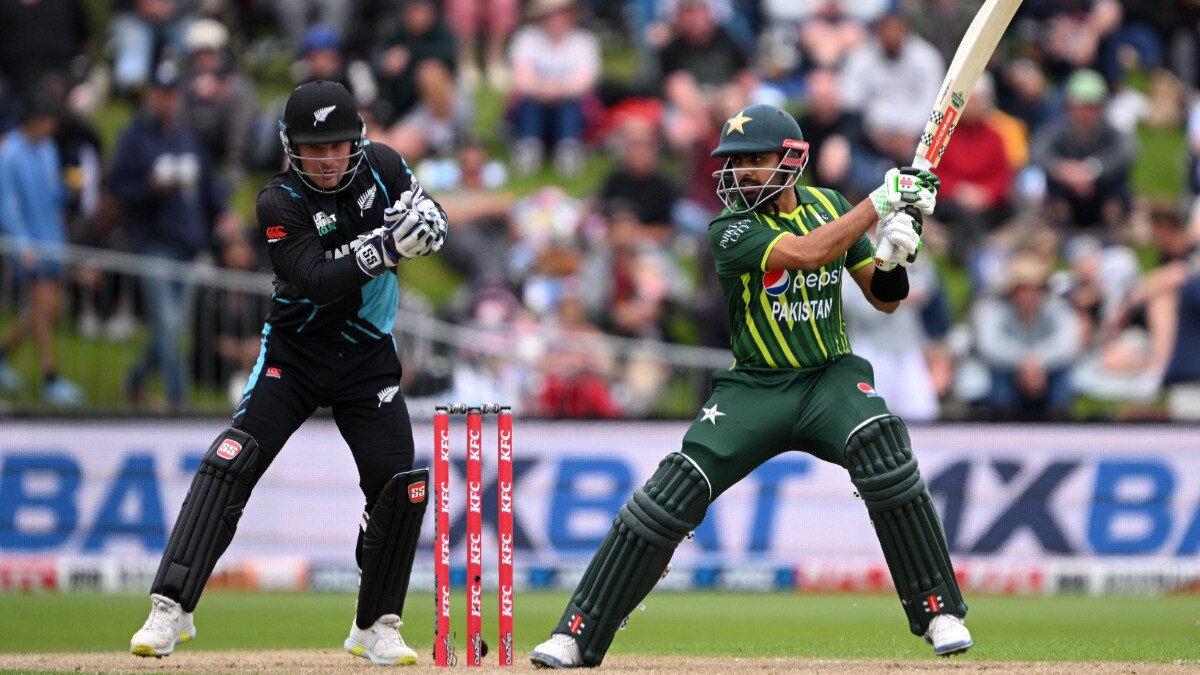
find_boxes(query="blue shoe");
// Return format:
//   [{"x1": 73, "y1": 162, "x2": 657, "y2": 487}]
[
  {"x1": 44, "y1": 377, "x2": 83, "y2": 407},
  {"x1": 0, "y1": 362, "x2": 21, "y2": 393}
]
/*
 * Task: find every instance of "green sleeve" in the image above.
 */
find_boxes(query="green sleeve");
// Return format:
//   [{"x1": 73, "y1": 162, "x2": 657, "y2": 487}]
[
  {"x1": 709, "y1": 213, "x2": 788, "y2": 276},
  {"x1": 847, "y1": 235, "x2": 874, "y2": 272}
]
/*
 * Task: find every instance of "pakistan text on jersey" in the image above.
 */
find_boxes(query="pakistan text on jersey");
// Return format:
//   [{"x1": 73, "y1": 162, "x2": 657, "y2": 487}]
[{"x1": 771, "y1": 298, "x2": 834, "y2": 323}]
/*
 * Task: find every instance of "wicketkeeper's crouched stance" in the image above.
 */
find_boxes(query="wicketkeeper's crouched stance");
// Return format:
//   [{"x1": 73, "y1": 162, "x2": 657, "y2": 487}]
[
  {"x1": 130, "y1": 81, "x2": 449, "y2": 665},
  {"x1": 531, "y1": 104, "x2": 971, "y2": 668}
]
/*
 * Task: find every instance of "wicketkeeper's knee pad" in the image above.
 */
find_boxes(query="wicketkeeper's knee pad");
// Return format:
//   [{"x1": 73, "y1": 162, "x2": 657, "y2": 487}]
[
  {"x1": 846, "y1": 415, "x2": 967, "y2": 635},
  {"x1": 557, "y1": 452, "x2": 710, "y2": 666},
  {"x1": 152, "y1": 428, "x2": 263, "y2": 611}
]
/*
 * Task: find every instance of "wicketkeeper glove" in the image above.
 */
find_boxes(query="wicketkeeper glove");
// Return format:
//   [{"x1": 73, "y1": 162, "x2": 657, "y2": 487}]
[
  {"x1": 869, "y1": 166, "x2": 940, "y2": 220},
  {"x1": 874, "y1": 209, "x2": 923, "y2": 271},
  {"x1": 354, "y1": 226, "x2": 404, "y2": 277}
]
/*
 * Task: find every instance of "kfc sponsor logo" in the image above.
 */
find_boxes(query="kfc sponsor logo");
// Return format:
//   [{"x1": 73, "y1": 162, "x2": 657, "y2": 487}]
[
  {"x1": 438, "y1": 479, "x2": 451, "y2": 516},
  {"x1": 440, "y1": 584, "x2": 451, "y2": 618},
  {"x1": 265, "y1": 366, "x2": 282, "y2": 379},
  {"x1": 468, "y1": 481, "x2": 482, "y2": 514},
  {"x1": 438, "y1": 429, "x2": 450, "y2": 462},
  {"x1": 500, "y1": 532, "x2": 514, "y2": 566},
  {"x1": 469, "y1": 531, "x2": 482, "y2": 566},
  {"x1": 468, "y1": 429, "x2": 481, "y2": 461},
  {"x1": 265, "y1": 225, "x2": 287, "y2": 241},
  {"x1": 499, "y1": 430, "x2": 512, "y2": 462},
  {"x1": 438, "y1": 531, "x2": 450, "y2": 567},
  {"x1": 216, "y1": 439, "x2": 242, "y2": 460},
  {"x1": 408, "y1": 481, "x2": 426, "y2": 503},
  {"x1": 500, "y1": 584, "x2": 514, "y2": 617},
  {"x1": 499, "y1": 481, "x2": 513, "y2": 515}
]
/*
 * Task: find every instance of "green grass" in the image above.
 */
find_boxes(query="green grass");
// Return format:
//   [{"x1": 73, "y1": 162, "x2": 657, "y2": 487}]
[{"x1": 0, "y1": 591, "x2": 1196, "y2": 662}]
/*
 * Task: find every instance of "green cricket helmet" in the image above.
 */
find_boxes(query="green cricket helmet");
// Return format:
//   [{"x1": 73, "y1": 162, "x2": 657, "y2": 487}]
[{"x1": 711, "y1": 103, "x2": 809, "y2": 213}]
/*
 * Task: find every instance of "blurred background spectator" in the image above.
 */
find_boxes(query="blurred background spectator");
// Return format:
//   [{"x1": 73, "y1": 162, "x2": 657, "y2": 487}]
[
  {"x1": 108, "y1": 61, "x2": 235, "y2": 411},
  {"x1": 0, "y1": 0, "x2": 95, "y2": 119},
  {"x1": 1030, "y1": 68, "x2": 1135, "y2": 237},
  {"x1": 108, "y1": 0, "x2": 195, "y2": 96},
  {"x1": 839, "y1": 8, "x2": 943, "y2": 200},
  {"x1": 974, "y1": 251, "x2": 1081, "y2": 421},
  {"x1": 0, "y1": 0, "x2": 1196, "y2": 420},
  {"x1": 372, "y1": 0, "x2": 467, "y2": 160},
  {"x1": 179, "y1": 18, "x2": 260, "y2": 189},
  {"x1": 508, "y1": 0, "x2": 601, "y2": 177},
  {"x1": 0, "y1": 89, "x2": 82, "y2": 406},
  {"x1": 445, "y1": 0, "x2": 518, "y2": 91}
]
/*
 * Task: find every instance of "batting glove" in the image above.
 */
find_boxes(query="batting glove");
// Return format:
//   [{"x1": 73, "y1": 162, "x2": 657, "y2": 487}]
[
  {"x1": 874, "y1": 210, "x2": 923, "y2": 271},
  {"x1": 869, "y1": 166, "x2": 940, "y2": 220}
]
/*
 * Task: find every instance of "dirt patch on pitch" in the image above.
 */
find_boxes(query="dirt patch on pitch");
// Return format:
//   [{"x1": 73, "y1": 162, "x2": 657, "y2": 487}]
[{"x1": 2, "y1": 652, "x2": 1198, "y2": 674}]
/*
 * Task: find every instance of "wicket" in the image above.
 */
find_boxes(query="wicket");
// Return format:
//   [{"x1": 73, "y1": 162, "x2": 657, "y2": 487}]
[{"x1": 434, "y1": 404, "x2": 514, "y2": 667}]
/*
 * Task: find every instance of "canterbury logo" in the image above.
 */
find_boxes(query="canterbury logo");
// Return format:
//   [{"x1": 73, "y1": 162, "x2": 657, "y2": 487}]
[
  {"x1": 265, "y1": 225, "x2": 286, "y2": 241},
  {"x1": 313, "y1": 105, "x2": 336, "y2": 125},
  {"x1": 357, "y1": 185, "x2": 377, "y2": 214},
  {"x1": 377, "y1": 386, "x2": 399, "y2": 407}
]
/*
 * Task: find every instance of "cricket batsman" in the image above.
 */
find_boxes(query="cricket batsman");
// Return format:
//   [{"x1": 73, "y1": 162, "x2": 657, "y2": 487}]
[{"x1": 531, "y1": 103, "x2": 973, "y2": 667}]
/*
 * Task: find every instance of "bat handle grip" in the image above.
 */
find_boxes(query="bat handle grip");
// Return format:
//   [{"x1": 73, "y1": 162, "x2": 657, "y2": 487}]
[{"x1": 874, "y1": 235, "x2": 896, "y2": 271}]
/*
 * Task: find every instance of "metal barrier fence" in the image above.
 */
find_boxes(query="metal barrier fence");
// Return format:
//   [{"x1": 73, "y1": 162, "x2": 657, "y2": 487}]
[{"x1": 0, "y1": 236, "x2": 731, "y2": 417}]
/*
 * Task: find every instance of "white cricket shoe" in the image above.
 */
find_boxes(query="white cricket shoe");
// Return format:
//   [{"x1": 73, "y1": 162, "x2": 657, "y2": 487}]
[
  {"x1": 130, "y1": 593, "x2": 196, "y2": 657},
  {"x1": 924, "y1": 613, "x2": 973, "y2": 656},
  {"x1": 344, "y1": 614, "x2": 417, "y2": 666},
  {"x1": 531, "y1": 633, "x2": 584, "y2": 669}
]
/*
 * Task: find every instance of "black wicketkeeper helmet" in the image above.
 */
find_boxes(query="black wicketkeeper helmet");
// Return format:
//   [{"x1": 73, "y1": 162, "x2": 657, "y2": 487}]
[
  {"x1": 711, "y1": 103, "x2": 810, "y2": 213},
  {"x1": 278, "y1": 80, "x2": 365, "y2": 193}
]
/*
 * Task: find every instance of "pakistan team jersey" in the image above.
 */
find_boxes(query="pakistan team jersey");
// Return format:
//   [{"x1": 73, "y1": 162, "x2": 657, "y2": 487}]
[{"x1": 708, "y1": 185, "x2": 873, "y2": 369}]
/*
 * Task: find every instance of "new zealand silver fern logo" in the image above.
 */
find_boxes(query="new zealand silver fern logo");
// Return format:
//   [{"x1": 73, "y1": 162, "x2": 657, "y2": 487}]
[
  {"x1": 313, "y1": 105, "x2": 336, "y2": 126},
  {"x1": 357, "y1": 184, "x2": 377, "y2": 215},
  {"x1": 377, "y1": 385, "x2": 399, "y2": 407}
]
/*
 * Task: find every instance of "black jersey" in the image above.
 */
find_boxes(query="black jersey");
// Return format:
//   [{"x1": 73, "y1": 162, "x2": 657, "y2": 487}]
[{"x1": 255, "y1": 141, "x2": 435, "y2": 342}]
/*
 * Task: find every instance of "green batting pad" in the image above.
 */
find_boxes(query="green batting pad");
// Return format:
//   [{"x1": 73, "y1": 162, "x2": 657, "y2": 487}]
[
  {"x1": 846, "y1": 416, "x2": 967, "y2": 635},
  {"x1": 555, "y1": 453, "x2": 709, "y2": 666}
]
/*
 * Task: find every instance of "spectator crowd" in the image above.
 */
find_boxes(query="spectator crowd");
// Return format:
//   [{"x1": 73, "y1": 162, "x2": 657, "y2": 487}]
[{"x1": 0, "y1": 0, "x2": 1198, "y2": 422}]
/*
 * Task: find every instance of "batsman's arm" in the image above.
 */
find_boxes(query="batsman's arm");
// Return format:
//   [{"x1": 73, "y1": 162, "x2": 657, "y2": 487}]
[{"x1": 765, "y1": 199, "x2": 881, "y2": 271}]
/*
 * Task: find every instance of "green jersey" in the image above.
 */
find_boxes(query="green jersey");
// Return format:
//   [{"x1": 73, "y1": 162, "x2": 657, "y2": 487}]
[{"x1": 708, "y1": 185, "x2": 874, "y2": 370}]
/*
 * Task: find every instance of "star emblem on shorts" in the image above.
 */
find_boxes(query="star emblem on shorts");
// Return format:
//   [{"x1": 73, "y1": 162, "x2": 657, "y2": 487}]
[
  {"x1": 725, "y1": 110, "x2": 752, "y2": 135},
  {"x1": 700, "y1": 404, "x2": 725, "y2": 425}
]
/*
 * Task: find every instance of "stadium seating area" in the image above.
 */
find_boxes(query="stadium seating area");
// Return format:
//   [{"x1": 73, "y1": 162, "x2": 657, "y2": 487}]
[{"x1": 0, "y1": 0, "x2": 1198, "y2": 421}]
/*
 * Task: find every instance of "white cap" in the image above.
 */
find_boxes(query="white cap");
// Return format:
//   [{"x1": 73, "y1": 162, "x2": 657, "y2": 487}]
[{"x1": 185, "y1": 19, "x2": 229, "y2": 53}]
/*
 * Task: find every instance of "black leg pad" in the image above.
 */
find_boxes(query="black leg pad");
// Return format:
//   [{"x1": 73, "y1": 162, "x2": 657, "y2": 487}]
[
  {"x1": 152, "y1": 428, "x2": 262, "y2": 612},
  {"x1": 356, "y1": 469, "x2": 429, "y2": 629}
]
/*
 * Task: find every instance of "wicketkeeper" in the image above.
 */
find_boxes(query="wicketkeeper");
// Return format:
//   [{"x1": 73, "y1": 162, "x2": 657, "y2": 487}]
[
  {"x1": 130, "y1": 81, "x2": 447, "y2": 666},
  {"x1": 531, "y1": 103, "x2": 972, "y2": 668}
]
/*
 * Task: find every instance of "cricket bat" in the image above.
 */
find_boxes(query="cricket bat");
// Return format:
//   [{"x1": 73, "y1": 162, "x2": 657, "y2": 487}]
[{"x1": 874, "y1": 0, "x2": 1023, "y2": 267}]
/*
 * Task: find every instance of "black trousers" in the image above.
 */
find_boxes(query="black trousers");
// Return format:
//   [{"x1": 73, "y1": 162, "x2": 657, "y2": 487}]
[{"x1": 233, "y1": 328, "x2": 415, "y2": 508}]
